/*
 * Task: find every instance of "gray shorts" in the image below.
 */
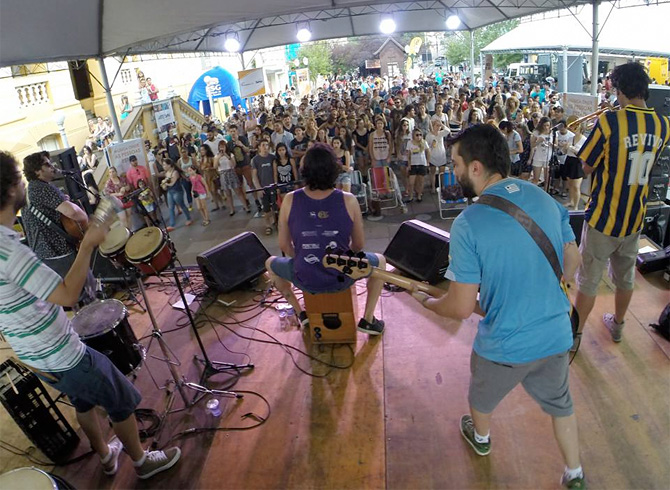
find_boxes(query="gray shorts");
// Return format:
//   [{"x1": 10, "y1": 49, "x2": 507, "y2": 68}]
[
  {"x1": 39, "y1": 346, "x2": 141, "y2": 422},
  {"x1": 468, "y1": 350, "x2": 573, "y2": 417},
  {"x1": 576, "y1": 223, "x2": 640, "y2": 296}
]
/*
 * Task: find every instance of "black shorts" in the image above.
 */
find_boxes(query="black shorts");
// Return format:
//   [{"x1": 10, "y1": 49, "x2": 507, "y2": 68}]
[
  {"x1": 409, "y1": 165, "x2": 428, "y2": 176},
  {"x1": 563, "y1": 156, "x2": 585, "y2": 180}
]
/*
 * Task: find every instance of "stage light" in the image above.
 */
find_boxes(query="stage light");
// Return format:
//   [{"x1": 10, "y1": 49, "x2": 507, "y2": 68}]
[
  {"x1": 446, "y1": 15, "x2": 461, "y2": 30},
  {"x1": 297, "y1": 28, "x2": 312, "y2": 43},
  {"x1": 379, "y1": 18, "x2": 396, "y2": 34},
  {"x1": 224, "y1": 37, "x2": 240, "y2": 52}
]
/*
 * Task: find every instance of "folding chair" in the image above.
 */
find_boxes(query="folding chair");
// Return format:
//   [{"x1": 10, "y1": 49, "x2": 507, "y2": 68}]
[
  {"x1": 368, "y1": 166, "x2": 402, "y2": 211},
  {"x1": 351, "y1": 170, "x2": 368, "y2": 213},
  {"x1": 437, "y1": 169, "x2": 467, "y2": 219}
]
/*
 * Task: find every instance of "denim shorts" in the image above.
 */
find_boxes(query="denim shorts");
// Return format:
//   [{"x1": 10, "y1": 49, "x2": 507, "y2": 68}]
[
  {"x1": 270, "y1": 253, "x2": 380, "y2": 294},
  {"x1": 39, "y1": 346, "x2": 141, "y2": 422},
  {"x1": 335, "y1": 171, "x2": 352, "y2": 185}
]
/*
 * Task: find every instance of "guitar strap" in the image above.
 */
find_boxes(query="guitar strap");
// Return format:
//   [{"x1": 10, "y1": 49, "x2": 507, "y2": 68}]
[
  {"x1": 26, "y1": 204, "x2": 79, "y2": 246},
  {"x1": 476, "y1": 194, "x2": 563, "y2": 283}
]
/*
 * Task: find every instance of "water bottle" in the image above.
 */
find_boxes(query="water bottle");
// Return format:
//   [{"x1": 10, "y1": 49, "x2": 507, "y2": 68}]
[
  {"x1": 206, "y1": 398, "x2": 221, "y2": 417},
  {"x1": 279, "y1": 310, "x2": 288, "y2": 330},
  {"x1": 286, "y1": 306, "x2": 296, "y2": 327}
]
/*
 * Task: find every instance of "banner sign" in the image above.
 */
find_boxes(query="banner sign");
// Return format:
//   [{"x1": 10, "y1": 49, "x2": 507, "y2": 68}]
[
  {"x1": 562, "y1": 93, "x2": 598, "y2": 120},
  {"x1": 296, "y1": 68, "x2": 311, "y2": 95},
  {"x1": 106, "y1": 138, "x2": 147, "y2": 176},
  {"x1": 152, "y1": 98, "x2": 176, "y2": 130},
  {"x1": 238, "y1": 68, "x2": 266, "y2": 98}
]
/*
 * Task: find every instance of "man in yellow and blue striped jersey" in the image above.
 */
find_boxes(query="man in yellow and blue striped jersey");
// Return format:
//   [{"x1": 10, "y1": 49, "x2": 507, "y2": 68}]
[{"x1": 575, "y1": 62, "x2": 670, "y2": 346}]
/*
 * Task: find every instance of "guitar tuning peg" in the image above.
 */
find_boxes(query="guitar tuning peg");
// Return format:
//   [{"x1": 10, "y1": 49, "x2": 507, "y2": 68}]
[
  {"x1": 325, "y1": 245, "x2": 334, "y2": 254},
  {"x1": 346, "y1": 249, "x2": 354, "y2": 257},
  {"x1": 358, "y1": 261, "x2": 368, "y2": 270},
  {"x1": 325, "y1": 256, "x2": 336, "y2": 265},
  {"x1": 336, "y1": 258, "x2": 346, "y2": 266},
  {"x1": 343, "y1": 266, "x2": 353, "y2": 275},
  {"x1": 356, "y1": 251, "x2": 366, "y2": 259}
]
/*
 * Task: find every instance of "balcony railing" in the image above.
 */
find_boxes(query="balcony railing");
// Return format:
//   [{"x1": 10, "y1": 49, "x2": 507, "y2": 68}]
[{"x1": 16, "y1": 81, "x2": 49, "y2": 108}]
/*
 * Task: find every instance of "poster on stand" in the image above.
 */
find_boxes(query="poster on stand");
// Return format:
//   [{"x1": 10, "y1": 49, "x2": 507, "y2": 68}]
[
  {"x1": 296, "y1": 68, "x2": 311, "y2": 95},
  {"x1": 105, "y1": 138, "x2": 147, "y2": 176},
  {"x1": 238, "y1": 68, "x2": 266, "y2": 98},
  {"x1": 153, "y1": 99, "x2": 176, "y2": 140}
]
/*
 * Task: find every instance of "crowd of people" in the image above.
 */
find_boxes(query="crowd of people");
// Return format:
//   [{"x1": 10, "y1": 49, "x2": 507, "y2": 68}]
[{"x1": 107, "y1": 68, "x2": 601, "y2": 234}]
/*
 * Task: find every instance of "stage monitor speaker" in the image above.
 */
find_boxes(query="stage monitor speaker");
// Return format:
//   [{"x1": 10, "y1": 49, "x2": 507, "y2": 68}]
[
  {"x1": 569, "y1": 210, "x2": 586, "y2": 245},
  {"x1": 68, "y1": 60, "x2": 93, "y2": 101},
  {"x1": 648, "y1": 85, "x2": 670, "y2": 118},
  {"x1": 643, "y1": 203, "x2": 670, "y2": 247},
  {"x1": 384, "y1": 219, "x2": 450, "y2": 284},
  {"x1": 197, "y1": 232, "x2": 270, "y2": 293}
]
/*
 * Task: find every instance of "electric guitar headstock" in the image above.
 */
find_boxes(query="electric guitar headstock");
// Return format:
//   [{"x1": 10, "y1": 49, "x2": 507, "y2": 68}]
[{"x1": 322, "y1": 246, "x2": 372, "y2": 281}]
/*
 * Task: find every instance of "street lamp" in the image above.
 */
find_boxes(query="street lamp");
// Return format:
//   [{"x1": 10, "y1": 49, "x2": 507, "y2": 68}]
[{"x1": 53, "y1": 111, "x2": 69, "y2": 148}]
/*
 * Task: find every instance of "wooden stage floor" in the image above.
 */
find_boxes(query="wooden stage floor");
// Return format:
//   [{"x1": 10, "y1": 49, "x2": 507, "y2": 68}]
[{"x1": 0, "y1": 266, "x2": 668, "y2": 489}]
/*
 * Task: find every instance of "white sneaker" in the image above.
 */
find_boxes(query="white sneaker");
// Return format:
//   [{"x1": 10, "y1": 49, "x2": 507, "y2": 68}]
[
  {"x1": 603, "y1": 313, "x2": 624, "y2": 342},
  {"x1": 102, "y1": 436, "x2": 123, "y2": 476}
]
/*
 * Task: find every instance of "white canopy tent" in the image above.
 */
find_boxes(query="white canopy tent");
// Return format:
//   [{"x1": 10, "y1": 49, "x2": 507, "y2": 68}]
[{"x1": 482, "y1": 3, "x2": 670, "y2": 58}]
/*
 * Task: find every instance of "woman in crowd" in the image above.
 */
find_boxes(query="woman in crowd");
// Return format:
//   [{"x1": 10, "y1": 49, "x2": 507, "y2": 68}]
[
  {"x1": 425, "y1": 119, "x2": 450, "y2": 192},
  {"x1": 394, "y1": 118, "x2": 412, "y2": 195},
  {"x1": 529, "y1": 116, "x2": 552, "y2": 185},
  {"x1": 217, "y1": 140, "x2": 249, "y2": 215},
  {"x1": 119, "y1": 95, "x2": 133, "y2": 120},
  {"x1": 563, "y1": 122, "x2": 588, "y2": 210},
  {"x1": 199, "y1": 143, "x2": 224, "y2": 212},
  {"x1": 331, "y1": 137, "x2": 352, "y2": 193},
  {"x1": 315, "y1": 127, "x2": 330, "y2": 145},
  {"x1": 186, "y1": 167, "x2": 210, "y2": 226},
  {"x1": 178, "y1": 146, "x2": 196, "y2": 210},
  {"x1": 500, "y1": 121, "x2": 524, "y2": 177},
  {"x1": 406, "y1": 129, "x2": 430, "y2": 203},
  {"x1": 415, "y1": 103, "x2": 431, "y2": 136},
  {"x1": 82, "y1": 145, "x2": 97, "y2": 170},
  {"x1": 104, "y1": 166, "x2": 133, "y2": 227},
  {"x1": 353, "y1": 118, "x2": 371, "y2": 177},
  {"x1": 272, "y1": 143, "x2": 299, "y2": 197},
  {"x1": 161, "y1": 158, "x2": 192, "y2": 231}
]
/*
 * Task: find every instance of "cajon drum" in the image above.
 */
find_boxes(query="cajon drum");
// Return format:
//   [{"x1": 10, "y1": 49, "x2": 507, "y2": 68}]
[{"x1": 302, "y1": 287, "x2": 358, "y2": 344}]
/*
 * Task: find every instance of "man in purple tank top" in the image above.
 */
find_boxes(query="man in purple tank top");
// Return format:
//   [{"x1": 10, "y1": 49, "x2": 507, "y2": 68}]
[{"x1": 265, "y1": 143, "x2": 386, "y2": 335}]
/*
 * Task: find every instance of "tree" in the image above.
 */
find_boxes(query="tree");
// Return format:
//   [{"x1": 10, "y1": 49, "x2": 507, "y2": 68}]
[
  {"x1": 444, "y1": 20, "x2": 522, "y2": 69},
  {"x1": 296, "y1": 42, "x2": 332, "y2": 81}
]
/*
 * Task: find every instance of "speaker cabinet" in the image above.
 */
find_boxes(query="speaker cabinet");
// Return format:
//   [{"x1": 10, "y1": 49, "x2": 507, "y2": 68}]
[
  {"x1": 384, "y1": 220, "x2": 450, "y2": 284},
  {"x1": 643, "y1": 203, "x2": 670, "y2": 247},
  {"x1": 49, "y1": 147, "x2": 94, "y2": 215},
  {"x1": 68, "y1": 60, "x2": 93, "y2": 101},
  {"x1": 648, "y1": 85, "x2": 670, "y2": 118},
  {"x1": 197, "y1": 232, "x2": 270, "y2": 293}
]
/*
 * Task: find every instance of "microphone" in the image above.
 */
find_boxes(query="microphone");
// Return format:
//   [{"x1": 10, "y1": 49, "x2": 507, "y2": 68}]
[{"x1": 57, "y1": 168, "x2": 78, "y2": 176}]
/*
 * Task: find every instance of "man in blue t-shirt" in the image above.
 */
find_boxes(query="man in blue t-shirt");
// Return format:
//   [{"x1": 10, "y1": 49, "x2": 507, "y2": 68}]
[{"x1": 410, "y1": 125, "x2": 585, "y2": 489}]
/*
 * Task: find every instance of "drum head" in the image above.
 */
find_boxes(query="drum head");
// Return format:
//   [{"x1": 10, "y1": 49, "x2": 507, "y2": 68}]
[
  {"x1": 125, "y1": 227, "x2": 164, "y2": 262},
  {"x1": 0, "y1": 467, "x2": 58, "y2": 490},
  {"x1": 72, "y1": 299, "x2": 127, "y2": 339},
  {"x1": 99, "y1": 225, "x2": 131, "y2": 255}
]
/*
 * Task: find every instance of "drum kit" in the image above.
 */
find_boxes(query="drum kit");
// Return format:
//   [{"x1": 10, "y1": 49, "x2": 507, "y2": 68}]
[{"x1": 70, "y1": 198, "x2": 252, "y2": 420}]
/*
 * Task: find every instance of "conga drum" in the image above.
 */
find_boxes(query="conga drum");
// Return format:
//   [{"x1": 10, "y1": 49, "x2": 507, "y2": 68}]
[
  {"x1": 98, "y1": 224, "x2": 131, "y2": 269},
  {"x1": 124, "y1": 226, "x2": 172, "y2": 275},
  {"x1": 0, "y1": 467, "x2": 75, "y2": 490}
]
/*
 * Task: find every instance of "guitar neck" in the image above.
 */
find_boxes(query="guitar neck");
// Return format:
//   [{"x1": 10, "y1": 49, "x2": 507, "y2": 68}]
[{"x1": 369, "y1": 268, "x2": 445, "y2": 297}]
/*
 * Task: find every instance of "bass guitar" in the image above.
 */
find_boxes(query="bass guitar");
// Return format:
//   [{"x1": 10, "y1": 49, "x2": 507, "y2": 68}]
[
  {"x1": 322, "y1": 249, "x2": 445, "y2": 298},
  {"x1": 61, "y1": 214, "x2": 87, "y2": 243}
]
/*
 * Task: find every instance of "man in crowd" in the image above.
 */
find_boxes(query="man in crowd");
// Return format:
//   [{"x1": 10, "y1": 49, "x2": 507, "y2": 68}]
[
  {"x1": 252, "y1": 140, "x2": 278, "y2": 234},
  {"x1": 574, "y1": 62, "x2": 670, "y2": 344},
  {"x1": 265, "y1": 143, "x2": 386, "y2": 336},
  {"x1": 409, "y1": 125, "x2": 585, "y2": 488},
  {"x1": 0, "y1": 151, "x2": 181, "y2": 480}
]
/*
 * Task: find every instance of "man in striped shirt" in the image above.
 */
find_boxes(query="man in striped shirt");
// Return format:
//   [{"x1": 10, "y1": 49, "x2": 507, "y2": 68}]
[
  {"x1": 575, "y1": 63, "x2": 670, "y2": 345},
  {"x1": 0, "y1": 151, "x2": 180, "y2": 480}
]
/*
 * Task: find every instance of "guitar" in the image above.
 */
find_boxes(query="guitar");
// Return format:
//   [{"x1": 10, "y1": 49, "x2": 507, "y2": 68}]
[
  {"x1": 324, "y1": 249, "x2": 579, "y2": 340},
  {"x1": 322, "y1": 250, "x2": 445, "y2": 298},
  {"x1": 61, "y1": 214, "x2": 87, "y2": 243}
]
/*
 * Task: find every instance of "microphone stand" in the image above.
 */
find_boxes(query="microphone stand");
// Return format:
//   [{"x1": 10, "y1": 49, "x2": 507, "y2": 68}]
[
  {"x1": 62, "y1": 172, "x2": 100, "y2": 210},
  {"x1": 544, "y1": 129, "x2": 559, "y2": 196},
  {"x1": 245, "y1": 180, "x2": 302, "y2": 229}
]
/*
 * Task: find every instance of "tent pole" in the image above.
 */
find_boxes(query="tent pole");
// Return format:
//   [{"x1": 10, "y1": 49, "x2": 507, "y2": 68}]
[
  {"x1": 590, "y1": 0, "x2": 600, "y2": 97},
  {"x1": 470, "y1": 30, "x2": 475, "y2": 88},
  {"x1": 97, "y1": 57, "x2": 123, "y2": 143},
  {"x1": 562, "y1": 46, "x2": 568, "y2": 93}
]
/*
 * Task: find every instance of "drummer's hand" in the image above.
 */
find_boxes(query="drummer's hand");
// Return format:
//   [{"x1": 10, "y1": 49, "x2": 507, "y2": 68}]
[{"x1": 81, "y1": 221, "x2": 110, "y2": 249}]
